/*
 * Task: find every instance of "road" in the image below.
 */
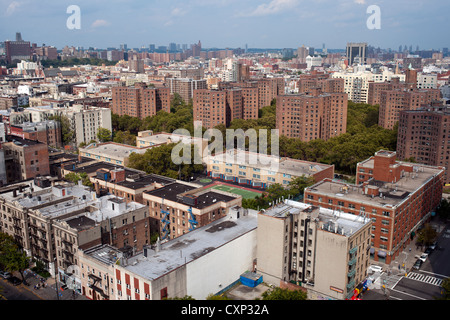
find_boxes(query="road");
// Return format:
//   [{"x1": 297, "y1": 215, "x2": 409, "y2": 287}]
[
  {"x1": 364, "y1": 221, "x2": 450, "y2": 300},
  {"x1": 0, "y1": 278, "x2": 41, "y2": 300}
]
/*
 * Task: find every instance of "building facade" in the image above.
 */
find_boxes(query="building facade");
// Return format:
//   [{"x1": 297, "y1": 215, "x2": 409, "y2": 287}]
[
  {"x1": 397, "y1": 103, "x2": 450, "y2": 184},
  {"x1": 303, "y1": 150, "x2": 444, "y2": 264},
  {"x1": 276, "y1": 91, "x2": 348, "y2": 141},
  {"x1": 207, "y1": 149, "x2": 334, "y2": 189},
  {"x1": 257, "y1": 200, "x2": 372, "y2": 300},
  {"x1": 143, "y1": 182, "x2": 242, "y2": 241},
  {"x1": 112, "y1": 83, "x2": 170, "y2": 119}
]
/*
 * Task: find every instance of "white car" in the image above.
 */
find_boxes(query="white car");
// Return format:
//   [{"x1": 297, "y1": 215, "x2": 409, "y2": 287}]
[
  {"x1": 418, "y1": 253, "x2": 428, "y2": 262},
  {"x1": 368, "y1": 265, "x2": 383, "y2": 273}
]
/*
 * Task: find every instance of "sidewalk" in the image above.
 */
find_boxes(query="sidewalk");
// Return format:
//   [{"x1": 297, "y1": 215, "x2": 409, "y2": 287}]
[{"x1": 19, "y1": 269, "x2": 88, "y2": 300}]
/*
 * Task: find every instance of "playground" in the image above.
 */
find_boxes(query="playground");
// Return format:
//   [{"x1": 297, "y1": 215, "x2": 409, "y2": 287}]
[{"x1": 206, "y1": 181, "x2": 263, "y2": 200}]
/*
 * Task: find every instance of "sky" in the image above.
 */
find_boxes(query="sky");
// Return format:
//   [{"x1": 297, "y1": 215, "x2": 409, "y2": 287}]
[{"x1": 0, "y1": 0, "x2": 448, "y2": 51}]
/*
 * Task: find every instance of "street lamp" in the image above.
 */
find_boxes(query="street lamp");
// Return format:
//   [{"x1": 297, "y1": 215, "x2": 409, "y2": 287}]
[{"x1": 54, "y1": 258, "x2": 59, "y2": 300}]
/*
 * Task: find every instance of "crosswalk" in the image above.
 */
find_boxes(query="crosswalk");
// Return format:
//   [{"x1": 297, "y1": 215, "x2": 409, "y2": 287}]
[{"x1": 406, "y1": 272, "x2": 443, "y2": 286}]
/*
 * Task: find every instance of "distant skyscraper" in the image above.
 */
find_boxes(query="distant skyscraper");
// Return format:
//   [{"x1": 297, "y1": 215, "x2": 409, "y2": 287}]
[
  {"x1": 346, "y1": 42, "x2": 367, "y2": 65},
  {"x1": 5, "y1": 32, "x2": 31, "y2": 63}
]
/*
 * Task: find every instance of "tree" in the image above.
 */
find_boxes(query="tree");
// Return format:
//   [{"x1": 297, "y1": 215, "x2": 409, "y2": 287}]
[
  {"x1": 97, "y1": 127, "x2": 112, "y2": 143},
  {"x1": 64, "y1": 172, "x2": 93, "y2": 188},
  {"x1": 113, "y1": 130, "x2": 136, "y2": 146},
  {"x1": 438, "y1": 278, "x2": 450, "y2": 300},
  {"x1": 0, "y1": 232, "x2": 31, "y2": 284},
  {"x1": 261, "y1": 287, "x2": 307, "y2": 300},
  {"x1": 49, "y1": 114, "x2": 74, "y2": 146},
  {"x1": 416, "y1": 224, "x2": 438, "y2": 247}
]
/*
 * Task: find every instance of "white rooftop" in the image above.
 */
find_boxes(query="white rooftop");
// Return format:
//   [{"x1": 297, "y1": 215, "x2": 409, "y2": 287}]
[{"x1": 123, "y1": 209, "x2": 258, "y2": 280}]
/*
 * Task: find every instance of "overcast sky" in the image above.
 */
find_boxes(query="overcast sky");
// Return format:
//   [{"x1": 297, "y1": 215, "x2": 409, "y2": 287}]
[{"x1": 1, "y1": 0, "x2": 448, "y2": 50}]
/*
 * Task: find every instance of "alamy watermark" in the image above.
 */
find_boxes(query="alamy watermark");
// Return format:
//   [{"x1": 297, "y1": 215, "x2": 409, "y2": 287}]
[
  {"x1": 66, "y1": 5, "x2": 81, "y2": 30},
  {"x1": 171, "y1": 121, "x2": 280, "y2": 172},
  {"x1": 366, "y1": 5, "x2": 381, "y2": 30}
]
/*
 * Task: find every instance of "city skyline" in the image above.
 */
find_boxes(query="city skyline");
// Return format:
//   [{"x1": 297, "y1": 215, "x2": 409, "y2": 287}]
[{"x1": 1, "y1": 0, "x2": 449, "y2": 51}]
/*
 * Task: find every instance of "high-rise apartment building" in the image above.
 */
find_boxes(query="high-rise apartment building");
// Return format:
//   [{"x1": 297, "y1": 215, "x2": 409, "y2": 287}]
[
  {"x1": 346, "y1": 42, "x2": 368, "y2": 65},
  {"x1": 2, "y1": 135, "x2": 50, "y2": 183},
  {"x1": 165, "y1": 78, "x2": 207, "y2": 103},
  {"x1": 112, "y1": 83, "x2": 170, "y2": 119},
  {"x1": 5, "y1": 33, "x2": 31, "y2": 63},
  {"x1": 193, "y1": 87, "x2": 259, "y2": 129},
  {"x1": 378, "y1": 88, "x2": 441, "y2": 129},
  {"x1": 397, "y1": 103, "x2": 450, "y2": 183},
  {"x1": 276, "y1": 91, "x2": 348, "y2": 141},
  {"x1": 331, "y1": 70, "x2": 405, "y2": 103},
  {"x1": 304, "y1": 150, "x2": 444, "y2": 264},
  {"x1": 257, "y1": 200, "x2": 372, "y2": 300}
]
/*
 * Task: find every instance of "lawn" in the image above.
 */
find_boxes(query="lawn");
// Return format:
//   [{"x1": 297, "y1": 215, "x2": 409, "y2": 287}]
[{"x1": 208, "y1": 184, "x2": 262, "y2": 200}]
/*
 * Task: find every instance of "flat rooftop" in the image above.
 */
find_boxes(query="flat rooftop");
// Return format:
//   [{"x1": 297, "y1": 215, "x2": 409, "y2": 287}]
[
  {"x1": 123, "y1": 211, "x2": 258, "y2": 280},
  {"x1": 209, "y1": 149, "x2": 332, "y2": 176},
  {"x1": 262, "y1": 200, "x2": 370, "y2": 237},
  {"x1": 144, "y1": 182, "x2": 238, "y2": 209},
  {"x1": 83, "y1": 244, "x2": 122, "y2": 266},
  {"x1": 307, "y1": 162, "x2": 443, "y2": 209},
  {"x1": 81, "y1": 143, "x2": 148, "y2": 159}
]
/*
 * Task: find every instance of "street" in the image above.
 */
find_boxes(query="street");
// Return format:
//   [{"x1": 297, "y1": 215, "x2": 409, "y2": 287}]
[{"x1": 364, "y1": 220, "x2": 450, "y2": 300}]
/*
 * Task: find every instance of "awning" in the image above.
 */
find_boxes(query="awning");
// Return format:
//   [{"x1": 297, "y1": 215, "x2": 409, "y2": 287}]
[
  {"x1": 377, "y1": 251, "x2": 387, "y2": 258},
  {"x1": 370, "y1": 248, "x2": 375, "y2": 254}
]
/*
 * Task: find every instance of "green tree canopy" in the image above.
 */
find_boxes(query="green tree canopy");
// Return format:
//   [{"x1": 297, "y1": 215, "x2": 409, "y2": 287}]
[
  {"x1": 261, "y1": 287, "x2": 307, "y2": 300},
  {"x1": 97, "y1": 127, "x2": 112, "y2": 143}
]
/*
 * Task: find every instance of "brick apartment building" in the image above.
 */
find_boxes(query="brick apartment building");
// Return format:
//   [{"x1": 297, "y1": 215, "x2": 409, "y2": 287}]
[
  {"x1": 0, "y1": 96, "x2": 18, "y2": 110},
  {"x1": 10, "y1": 120, "x2": 62, "y2": 148},
  {"x1": 219, "y1": 77, "x2": 285, "y2": 109},
  {"x1": 303, "y1": 150, "x2": 444, "y2": 264},
  {"x1": 397, "y1": 102, "x2": 450, "y2": 184},
  {"x1": 2, "y1": 135, "x2": 50, "y2": 183},
  {"x1": 112, "y1": 83, "x2": 170, "y2": 119},
  {"x1": 193, "y1": 87, "x2": 259, "y2": 129},
  {"x1": 143, "y1": 182, "x2": 242, "y2": 241},
  {"x1": 298, "y1": 77, "x2": 345, "y2": 95},
  {"x1": 165, "y1": 78, "x2": 207, "y2": 103},
  {"x1": 378, "y1": 88, "x2": 441, "y2": 130},
  {"x1": 276, "y1": 90, "x2": 348, "y2": 141}
]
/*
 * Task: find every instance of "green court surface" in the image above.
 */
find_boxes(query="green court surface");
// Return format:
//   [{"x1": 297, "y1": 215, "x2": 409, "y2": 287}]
[{"x1": 208, "y1": 184, "x2": 261, "y2": 200}]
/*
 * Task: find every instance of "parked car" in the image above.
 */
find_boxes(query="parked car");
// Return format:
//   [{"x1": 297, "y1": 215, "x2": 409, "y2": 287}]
[
  {"x1": 368, "y1": 265, "x2": 383, "y2": 273},
  {"x1": 8, "y1": 276, "x2": 21, "y2": 286},
  {"x1": 0, "y1": 270, "x2": 11, "y2": 279},
  {"x1": 418, "y1": 253, "x2": 428, "y2": 262},
  {"x1": 429, "y1": 242, "x2": 437, "y2": 250},
  {"x1": 413, "y1": 259, "x2": 422, "y2": 270},
  {"x1": 424, "y1": 247, "x2": 432, "y2": 255}
]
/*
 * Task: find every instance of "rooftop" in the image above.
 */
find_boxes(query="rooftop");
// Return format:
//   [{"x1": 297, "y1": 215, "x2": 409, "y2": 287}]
[
  {"x1": 261, "y1": 199, "x2": 371, "y2": 237},
  {"x1": 307, "y1": 161, "x2": 443, "y2": 209},
  {"x1": 81, "y1": 142, "x2": 149, "y2": 159},
  {"x1": 144, "y1": 182, "x2": 238, "y2": 209},
  {"x1": 83, "y1": 244, "x2": 122, "y2": 266},
  {"x1": 123, "y1": 209, "x2": 258, "y2": 280},
  {"x1": 209, "y1": 149, "x2": 332, "y2": 176}
]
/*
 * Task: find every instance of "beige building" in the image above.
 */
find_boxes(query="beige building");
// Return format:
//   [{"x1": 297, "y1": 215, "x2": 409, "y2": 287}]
[
  {"x1": 0, "y1": 177, "x2": 149, "y2": 293},
  {"x1": 257, "y1": 200, "x2": 372, "y2": 300},
  {"x1": 207, "y1": 149, "x2": 334, "y2": 189},
  {"x1": 136, "y1": 131, "x2": 209, "y2": 162},
  {"x1": 79, "y1": 142, "x2": 151, "y2": 166}
]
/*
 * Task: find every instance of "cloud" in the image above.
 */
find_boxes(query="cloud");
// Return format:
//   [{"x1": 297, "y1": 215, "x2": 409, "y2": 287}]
[
  {"x1": 239, "y1": 0, "x2": 299, "y2": 17},
  {"x1": 91, "y1": 19, "x2": 110, "y2": 28},
  {"x1": 171, "y1": 7, "x2": 188, "y2": 17},
  {"x1": 5, "y1": 1, "x2": 21, "y2": 16},
  {"x1": 354, "y1": 0, "x2": 366, "y2": 4}
]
